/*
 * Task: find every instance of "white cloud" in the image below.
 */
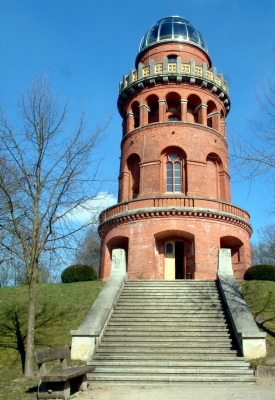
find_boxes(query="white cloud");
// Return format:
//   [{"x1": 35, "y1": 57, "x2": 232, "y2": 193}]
[{"x1": 62, "y1": 192, "x2": 117, "y2": 224}]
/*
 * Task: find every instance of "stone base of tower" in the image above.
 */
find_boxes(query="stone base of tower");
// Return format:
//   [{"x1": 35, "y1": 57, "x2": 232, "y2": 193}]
[{"x1": 98, "y1": 200, "x2": 252, "y2": 281}]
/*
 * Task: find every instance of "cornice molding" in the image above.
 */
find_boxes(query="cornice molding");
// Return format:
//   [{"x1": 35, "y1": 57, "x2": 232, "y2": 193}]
[{"x1": 99, "y1": 206, "x2": 252, "y2": 236}]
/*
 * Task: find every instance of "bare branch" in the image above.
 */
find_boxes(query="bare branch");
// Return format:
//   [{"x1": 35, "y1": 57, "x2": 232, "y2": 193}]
[{"x1": 0, "y1": 76, "x2": 110, "y2": 376}]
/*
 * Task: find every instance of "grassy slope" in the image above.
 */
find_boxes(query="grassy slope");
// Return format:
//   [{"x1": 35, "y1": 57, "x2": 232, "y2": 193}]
[
  {"x1": 0, "y1": 281, "x2": 104, "y2": 400},
  {"x1": 239, "y1": 280, "x2": 275, "y2": 365},
  {"x1": 0, "y1": 280, "x2": 274, "y2": 398}
]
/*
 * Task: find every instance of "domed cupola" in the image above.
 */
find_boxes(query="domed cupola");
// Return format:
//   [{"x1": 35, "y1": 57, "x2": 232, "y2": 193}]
[
  {"x1": 139, "y1": 16, "x2": 209, "y2": 55},
  {"x1": 136, "y1": 16, "x2": 211, "y2": 67}
]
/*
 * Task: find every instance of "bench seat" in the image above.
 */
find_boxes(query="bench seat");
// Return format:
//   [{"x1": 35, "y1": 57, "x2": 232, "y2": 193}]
[
  {"x1": 41, "y1": 365, "x2": 94, "y2": 382},
  {"x1": 34, "y1": 347, "x2": 94, "y2": 399}
]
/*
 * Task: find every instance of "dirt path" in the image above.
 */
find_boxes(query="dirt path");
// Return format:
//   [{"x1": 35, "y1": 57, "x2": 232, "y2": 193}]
[{"x1": 70, "y1": 380, "x2": 275, "y2": 400}]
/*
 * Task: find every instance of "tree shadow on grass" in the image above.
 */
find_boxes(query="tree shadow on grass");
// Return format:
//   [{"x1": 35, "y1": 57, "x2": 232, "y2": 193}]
[
  {"x1": 219, "y1": 276, "x2": 275, "y2": 346},
  {"x1": 25, "y1": 385, "x2": 39, "y2": 395},
  {"x1": 0, "y1": 305, "x2": 27, "y2": 371},
  {"x1": 0, "y1": 302, "x2": 68, "y2": 374},
  {"x1": 254, "y1": 291, "x2": 275, "y2": 339}
]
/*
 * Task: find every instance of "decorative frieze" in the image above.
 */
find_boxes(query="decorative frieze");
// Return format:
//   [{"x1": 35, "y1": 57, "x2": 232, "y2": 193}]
[{"x1": 118, "y1": 57, "x2": 230, "y2": 116}]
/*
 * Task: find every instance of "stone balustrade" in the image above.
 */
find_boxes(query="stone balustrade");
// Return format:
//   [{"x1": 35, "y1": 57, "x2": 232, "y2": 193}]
[{"x1": 99, "y1": 196, "x2": 251, "y2": 233}]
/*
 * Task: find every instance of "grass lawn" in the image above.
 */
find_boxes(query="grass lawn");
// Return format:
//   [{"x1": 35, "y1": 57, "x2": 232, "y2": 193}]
[
  {"x1": 0, "y1": 280, "x2": 104, "y2": 399},
  {"x1": 239, "y1": 280, "x2": 275, "y2": 365},
  {"x1": 0, "y1": 279, "x2": 274, "y2": 398}
]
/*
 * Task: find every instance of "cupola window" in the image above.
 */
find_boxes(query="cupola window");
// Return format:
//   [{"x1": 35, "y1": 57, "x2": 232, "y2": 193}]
[{"x1": 159, "y1": 20, "x2": 173, "y2": 40}]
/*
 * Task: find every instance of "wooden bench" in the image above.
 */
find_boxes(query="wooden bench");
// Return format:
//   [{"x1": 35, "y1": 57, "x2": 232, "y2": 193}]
[{"x1": 34, "y1": 347, "x2": 95, "y2": 399}]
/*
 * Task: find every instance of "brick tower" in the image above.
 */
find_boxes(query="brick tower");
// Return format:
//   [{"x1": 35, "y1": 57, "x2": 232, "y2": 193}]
[{"x1": 99, "y1": 16, "x2": 252, "y2": 280}]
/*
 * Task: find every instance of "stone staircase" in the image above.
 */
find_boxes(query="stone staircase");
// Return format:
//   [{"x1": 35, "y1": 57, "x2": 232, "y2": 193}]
[{"x1": 87, "y1": 280, "x2": 255, "y2": 384}]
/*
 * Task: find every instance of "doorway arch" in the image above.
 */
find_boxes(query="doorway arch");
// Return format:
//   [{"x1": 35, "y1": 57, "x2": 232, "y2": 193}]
[{"x1": 155, "y1": 230, "x2": 195, "y2": 280}]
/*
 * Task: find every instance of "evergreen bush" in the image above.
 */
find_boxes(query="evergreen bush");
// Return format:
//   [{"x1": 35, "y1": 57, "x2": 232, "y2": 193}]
[
  {"x1": 61, "y1": 264, "x2": 98, "y2": 283},
  {"x1": 244, "y1": 264, "x2": 275, "y2": 281}
]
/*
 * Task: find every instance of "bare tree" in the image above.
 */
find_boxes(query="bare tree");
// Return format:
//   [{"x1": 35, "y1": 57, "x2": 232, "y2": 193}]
[
  {"x1": 0, "y1": 76, "x2": 109, "y2": 376},
  {"x1": 74, "y1": 225, "x2": 101, "y2": 272},
  {"x1": 230, "y1": 68, "x2": 275, "y2": 205},
  {"x1": 251, "y1": 224, "x2": 275, "y2": 265}
]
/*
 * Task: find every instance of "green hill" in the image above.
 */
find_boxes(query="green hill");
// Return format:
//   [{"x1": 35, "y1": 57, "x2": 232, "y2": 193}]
[
  {"x1": 0, "y1": 281, "x2": 104, "y2": 399},
  {"x1": 0, "y1": 280, "x2": 274, "y2": 399},
  {"x1": 239, "y1": 280, "x2": 275, "y2": 366}
]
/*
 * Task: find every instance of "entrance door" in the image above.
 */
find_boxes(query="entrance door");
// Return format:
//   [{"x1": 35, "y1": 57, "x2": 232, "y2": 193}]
[
  {"x1": 164, "y1": 241, "x2": 184, "y2": 280},
  {"x1": 175, "y1": 241, "x2": 184, "y2": 279}
]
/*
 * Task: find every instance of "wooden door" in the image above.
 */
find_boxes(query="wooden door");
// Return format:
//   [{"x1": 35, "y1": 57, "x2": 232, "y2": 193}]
[{"x1": 164, "y1": 241, "x2": 175, "y2": 280}]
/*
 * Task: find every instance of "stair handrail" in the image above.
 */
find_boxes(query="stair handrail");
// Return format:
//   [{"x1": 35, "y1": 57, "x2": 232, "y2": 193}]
[
  {"x1": 218, "y1": 272, "x2": 266, "y2": 360},
  {"x1": 70, "y1": 272, "x2": 127, "y2": 361}
]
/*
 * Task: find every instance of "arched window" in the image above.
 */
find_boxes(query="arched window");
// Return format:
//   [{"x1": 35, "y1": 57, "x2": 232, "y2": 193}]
[
  {"x1": 127, "y1": 154, "x2": 141, "y2": 199},
  {"x1": 206, "y1": 153, "x2": 224, "y2": 200},
  {"x1": 166, "y1": 154, "x2": 182, "y2": 192}
]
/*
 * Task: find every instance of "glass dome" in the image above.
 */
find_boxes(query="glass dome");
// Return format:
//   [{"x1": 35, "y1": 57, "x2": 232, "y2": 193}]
[{"x1": 139, "y1": 16, "x2": 208, "y2": 54}]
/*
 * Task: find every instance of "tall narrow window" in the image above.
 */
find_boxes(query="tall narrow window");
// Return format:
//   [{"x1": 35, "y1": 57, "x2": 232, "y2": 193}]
[{"x1": 166, "y1": 154, "x2": 182, "y2": 192}]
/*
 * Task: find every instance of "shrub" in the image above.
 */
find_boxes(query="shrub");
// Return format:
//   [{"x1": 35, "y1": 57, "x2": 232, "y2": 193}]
[
  {"x1": 61, "y1": 264, "x2": 98, "y2": 283},
  {"x1": 244, "y1": 264, "x2": 275, "y2": 281}
]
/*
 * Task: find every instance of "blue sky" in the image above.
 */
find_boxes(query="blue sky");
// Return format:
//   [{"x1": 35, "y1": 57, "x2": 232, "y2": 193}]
[{"x1": 1, "y1": 0, "x2": 275, "y2": 243}]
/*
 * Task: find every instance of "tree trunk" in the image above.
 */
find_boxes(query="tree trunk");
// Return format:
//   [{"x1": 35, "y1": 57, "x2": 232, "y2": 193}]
[{"x1": 24, "y1": 275, "x2": 36, "y2": 377}]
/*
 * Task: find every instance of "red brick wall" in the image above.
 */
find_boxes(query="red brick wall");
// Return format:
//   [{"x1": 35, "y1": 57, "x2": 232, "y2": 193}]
[
  {"x1": 118, "y1": 122, "x2": 230, "y2": 203},
  {"x1": 99, "y1": 215, "x2": 251, "y2": 281},
  {"x1": 136, "y1": 43, "x2": 211, "y2": 68}
]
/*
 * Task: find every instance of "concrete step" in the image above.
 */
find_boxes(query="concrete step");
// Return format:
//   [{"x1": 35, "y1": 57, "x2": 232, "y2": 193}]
[
  {"x1": 117, "y1": 298, "x2": 221, "y2": 303},
  {"x1": 119, "y1": 295, "x2": 221, "y2": 300},
  {"x1": 101, "y1": 333, "x2": 232, "y2": 344},
  {"x1": 115, "y1": 304, "x2": 223, "y2": 310},
  {"x1": 88, "y1": 374, "x2": 255, "y2": 384},
  {"x1": 120, "y1": 292, "x2": 220, "y2": 296},
  {"x1": 87, "y1": 279, "x2": 252, "y2": 385},
  {"x1": 120, "y1": 290, "x2": 219, "y2": 294},
  {"x1": 122, "y1": 285, "x2": 218, "y2": 289},
  {"x1": 109, "y1": 319, "x2": 228, "y2": 325},
  {"x1": 119, "y1": 302, "x2": 222, "y2": 309},
  {"x1": 99, "y1": 343, "x2": 235, "y2": 349},
  {"x1": 122, "y1": 287, "x2": 218, "y2": 289},
  {"x1": 96, "y1": 348, "x2": 239, "y2": 354},
  {"x1": 105, "y1": 327, "x2": 230, "y2": 333},
  {"x1": 88, "y1": 360, "x2": 250, "y2": 368},
  {"x1": 110, "y1": 318, "x2": 228, "y2": 324},
  {"x1": 112, "y1": 311, "x2": 225, "y2": 317},
  {"x1": 92, "y1": 354, "x2": 245, "y2": 361},
  {"x1": 124, "y1": 282, "x2": 217, "y2": 285},
  {"x1": 116, "y1": 310, "x2": 223, "y2": 315},
  {"x1": 89, "y1": 379, "x2": 255, "y2": 385},
  {"x1": 90, "y1": 366, "x2": 253, "y2": 375},
  {"x1": 121, "y1": 285, "x2": 219, "y2": 290},
  {"x1": 124, "y1": 282, "x2": 217, "y2": 284},
  {"x1": 119, "y1": 296, "x2": 220, "y2": 300},
  {"x1": 103, "y1": 331, "x2": 230, "y2": 337}
]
